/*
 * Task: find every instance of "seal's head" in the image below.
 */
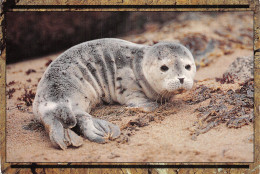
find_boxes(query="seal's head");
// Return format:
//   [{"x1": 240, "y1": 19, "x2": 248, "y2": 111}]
[{"x1": 142, "y1": 42, "x2": 196, "y2": 98}]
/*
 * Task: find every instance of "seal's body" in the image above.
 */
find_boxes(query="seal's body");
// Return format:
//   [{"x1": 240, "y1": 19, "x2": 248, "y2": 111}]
[{"x1": 33, "y1": 38, "x2": 196, "y2": 149}]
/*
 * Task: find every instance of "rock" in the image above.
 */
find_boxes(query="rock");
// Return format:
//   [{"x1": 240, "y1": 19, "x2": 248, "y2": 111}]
[{"x1": 224, "y1": 56, "x2": 253, "y2": 82}]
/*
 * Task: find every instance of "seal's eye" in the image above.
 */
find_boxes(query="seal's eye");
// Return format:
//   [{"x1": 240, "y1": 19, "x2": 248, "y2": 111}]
[
  {"x1": 160, "y1": 65, "x2": 169, "y2": 72},
  {"x1": 185, "y1": 64, "x2": 191, "y2": 70}
]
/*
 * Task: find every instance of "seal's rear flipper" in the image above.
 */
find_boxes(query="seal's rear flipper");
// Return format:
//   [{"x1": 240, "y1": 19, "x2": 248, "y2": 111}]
[
  {"x1": 66, "y1": 129, "x2": 84, "y2": 147},
  {"x1": 43, "y1": 116, "x2": 83, "y2": 150}
]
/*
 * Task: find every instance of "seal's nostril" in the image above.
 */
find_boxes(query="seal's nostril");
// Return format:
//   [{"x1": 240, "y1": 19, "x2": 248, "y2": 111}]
[{"x1": 178, "y1": 78, "x2": 184, "y2": 84}]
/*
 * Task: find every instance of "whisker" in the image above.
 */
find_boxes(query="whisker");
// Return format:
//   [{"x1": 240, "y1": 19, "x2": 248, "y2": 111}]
[
  {"x1": 167, "y1": 91, "x2": 172, "y2": 99},
  {"x1": 160, "y1": 91, "x2": 167, "y2": 106},
  {"x1": 158, "y1": 91, "x2": 162, "y2": 105},
  {"x1": 164, "y1": 91, "x2": 168, "y2": 104},
  {"x1": 130, "y1": 89, "x2": 139, "y2": 92},
  {"x1": 155, "y1": 92, "x2": 161, "y2": 104}
]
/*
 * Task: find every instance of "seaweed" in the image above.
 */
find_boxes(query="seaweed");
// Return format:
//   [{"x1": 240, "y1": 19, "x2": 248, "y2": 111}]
[
  {"x1": 215, "y1": 73, "x2": 236, "y2": 84},
  {"x1": 17, "y1": 89, "x2": 36, "y2": 106},
  {"x1": 7, "y1": 80, "x2": 15, "y2": 87},
  {"x1": 123, "y1": 115, "x2": 155, "y2": 129},
  {"x1": 6, "y1": 88, "x2": 16, "y2": 99},
  {"x1": 25, "y1": 69, "x2": 36, "y2": 75},
  {"x1": 23, "y1": 119, "x2": 44, "y2": 131},
  {"x1": 185, "y1": 85, "x2": 213, "y2": 104},
  {"x1": 189, "y1": 78, "x2": 254, "y2": 140},
  {"x1": 45, "y1": 59, "x2": 52, "y2": 67}
]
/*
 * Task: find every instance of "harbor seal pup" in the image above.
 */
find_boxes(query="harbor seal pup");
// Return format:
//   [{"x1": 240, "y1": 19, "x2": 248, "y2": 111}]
[{"x1": 33, "y1": 38, "x2": 196, "y2": 149}]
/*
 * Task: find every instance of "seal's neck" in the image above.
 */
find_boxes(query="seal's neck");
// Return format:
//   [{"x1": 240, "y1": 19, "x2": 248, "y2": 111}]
[{"x1": 132, "y1": 47, "x2": 159, "y2": 100}]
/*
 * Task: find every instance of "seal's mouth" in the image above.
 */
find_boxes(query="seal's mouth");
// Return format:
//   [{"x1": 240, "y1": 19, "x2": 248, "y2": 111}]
[
  {"x1": 171, "y1": 88, "x2": 186, "y2": 95},
  {"x1": 160, "y1": 88, "x2": 186, "y2": 99},
  {"x1": 177, "y1": 88, "x2": 185, "y2": 93}
]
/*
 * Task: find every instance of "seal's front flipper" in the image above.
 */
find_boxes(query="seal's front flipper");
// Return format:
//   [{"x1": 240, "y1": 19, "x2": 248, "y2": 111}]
[
  {"x1": 126, "y1": 97, "x2": 158, "y2": 112},
  {"x1": 76, "y1": 115, "x2": 120, "y2": 143},
  {"x1": 93, "y1": 118, "x2": 121, "y2": 140},
  {"x1": 43, "y1": 117, "x2": 83, "y2": 150}
]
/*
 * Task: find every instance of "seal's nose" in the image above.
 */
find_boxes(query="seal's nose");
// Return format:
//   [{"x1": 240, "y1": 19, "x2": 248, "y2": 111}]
[{"x1": 178, "y1": 78, "x2": 184, "y2": 84}]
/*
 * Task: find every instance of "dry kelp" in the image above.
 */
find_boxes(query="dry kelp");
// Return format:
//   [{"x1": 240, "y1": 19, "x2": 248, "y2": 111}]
[
  {"x1": 186, "y1": 85, "x2": 215, "y2": 105},
  {"x1": 6, "y1": 88, "x2": 16, "y2": 99},
  {"x1": 25, "y1": 69, "x2": 36, "y2": 75},
  {"x1": 187, "y1": 79, "x2": 254, "y2": 140},
  {"x1": 17, "y1": 89, "x2": 36, "y2": 106},
  {"x1": 23, "y1": 119, "x2": 44, "y2": 132},
  {"x1": 91, "y1": 103, "x2": 176, "y2": 143},
  {"x1": 7, "y1": 80, "x2": 16, "y2": 87},
  {"x1": 215, "y1": 73, "x2": 235, "y2": 84}
]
